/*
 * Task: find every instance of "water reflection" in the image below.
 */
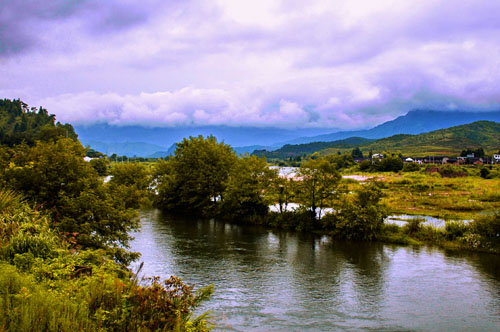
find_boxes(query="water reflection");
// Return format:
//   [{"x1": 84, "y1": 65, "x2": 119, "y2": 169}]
[{"x1": 130, "y1": 209, "x2": 500, "y2": 332}]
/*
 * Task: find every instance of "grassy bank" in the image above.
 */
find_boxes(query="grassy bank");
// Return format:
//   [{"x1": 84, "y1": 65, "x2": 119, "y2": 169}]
[{"x1": 0, "y1": 196, "x2": 213, "y2": 332}]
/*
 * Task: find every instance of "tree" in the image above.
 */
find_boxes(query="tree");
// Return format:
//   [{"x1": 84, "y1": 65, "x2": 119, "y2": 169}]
[
  {"x1": 295, "y1": 158, "x2": 342, "y2": 222},
  {"x1": 352, "y1": 147, "x2": 363, "y2": 159},
  {"x1": 222, "y1": 155, "x2": 276, "y2": 219},
  {"x1": 108, "y1": 162, "x2": 152, "y2": 209},
  {"x1": 2, "y1": 139, "x2": 139, "y2": 263},
  {"x1": 154, "y1": 136, "x2": 237, "y2": 216},
  {"x1": 326, "y1": 183, "x2": 387, "y2": 240},
  {"x1": 89, "y1": 158, "x2": 108, "y2": 176},
  {"x1": 268, "y1": 174, "x2": 294, "y2": 214}
]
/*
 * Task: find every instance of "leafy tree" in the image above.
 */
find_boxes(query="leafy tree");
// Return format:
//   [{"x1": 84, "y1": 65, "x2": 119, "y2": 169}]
[
  {"x1": 154, "y1": 136, "x2": 237, "y2": 216},
  {"x1": 108, "y1": 162, "x2": 152, "y2": 209},
  {"x1": 2, "y1": 139, "x2": 139, "y2": 263},
  {"x1": 352, "y1": 147, "x2": 363, "y2": 159},
  {"x1": 89, "y1": 158, "x2": 108, "y2": 176},
  {"x1": 85, "y1": 148, "x2": 105, "y2": 158},
  {"x1": 373, "y1": 156, "x2": 403, "y2": 172},
  {"x1": 268, "y1": 175, "x2": 295, "y2": 214},
  {"x1": 460, "y1": 148, "x2": 485, "y2": 158},
  {"x1": 480, "y1": 167, "x2": 490, "y2": 179},
  {"x1": 222, "y1": 155, "x2": 276, "y2": 219},
  {"x1": 295, "y1": 158, "x2": 342, "y2": 222},
  {"x1": 325, "y1": 183, "x2": 387, "y2": 240},
  {"x1": 327, "y1": 153, "x2": 355, "y2": 170}
]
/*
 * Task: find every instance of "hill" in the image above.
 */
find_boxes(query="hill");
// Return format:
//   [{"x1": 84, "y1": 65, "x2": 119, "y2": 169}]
[
  {"x1": 281, "y1": 110, "x2": 500, "y2": 145},
  {"x1": 353, "y1": 120, "x2": 500, "y2": 156},
  {"x1": 253, "y1": 137, "x2": 373, "y2": 160},
  {"x1": 0, "y1": 99, "x2": 77, "y2": 146}
]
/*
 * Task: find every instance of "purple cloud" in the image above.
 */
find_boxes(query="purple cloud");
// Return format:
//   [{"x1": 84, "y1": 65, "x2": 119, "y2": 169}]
[{"x1": 1, "y1": 0, "x2": 500, "y2": 129}]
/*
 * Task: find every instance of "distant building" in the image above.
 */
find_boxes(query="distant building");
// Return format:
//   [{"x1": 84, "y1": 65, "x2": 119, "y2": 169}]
[
  {"x1": 371, "y1": 153, "x2": 383, "y2": 159},
  {"x1": 493, "y1": 154, "x2": 500, "y2": 163}
]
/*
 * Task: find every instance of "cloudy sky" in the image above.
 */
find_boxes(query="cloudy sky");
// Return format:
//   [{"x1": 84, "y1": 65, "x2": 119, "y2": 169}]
[{"x1": 1, "y1": 0, "x2": 500, "y2": 129}]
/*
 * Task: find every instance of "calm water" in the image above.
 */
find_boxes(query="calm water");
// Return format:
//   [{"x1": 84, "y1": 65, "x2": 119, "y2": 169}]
[{"x1": 130, "y1": 210, "x2": 500, "y2": 332}]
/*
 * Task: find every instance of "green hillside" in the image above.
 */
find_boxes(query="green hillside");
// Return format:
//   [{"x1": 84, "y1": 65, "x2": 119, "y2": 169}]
[
  {"x1": 253, "y1": 137, "x2": 373, "y2": 160},
  {"x1": 0, "y1": 99, "x2": 77, "y2": 146},
  {"x1": 355, "y1": 121, "x2": 500, "y2": 156}
]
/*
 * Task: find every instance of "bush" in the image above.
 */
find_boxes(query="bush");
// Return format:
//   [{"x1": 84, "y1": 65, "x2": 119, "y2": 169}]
[
  {"x1": 326, "y1": 184, "x2": 387, "y2": 240},
  {"x1": 445, "y1": 221, "x2": 468, "y2": 240},
  {"x1": 403, "y1": 162, "x2": 421, "y2": 172}
]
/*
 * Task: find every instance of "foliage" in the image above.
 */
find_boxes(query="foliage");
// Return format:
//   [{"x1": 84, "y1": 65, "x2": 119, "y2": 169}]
[
  {"x1": 222, "y1": 155, "x2": 276, "y2": 220},
  {"x1": 108, "y1": 162, "x2": 152, "y2": 209},
  {"x1": 267, "y1": 175, "x2": 295, "y2": 214},
  {"x1": 402, "y1": 162, "x2": 421, "y2": 172},
  {"x1": 327, "y1": 153, "x2": 355, "y2": 170},
  {"x1": 461, "y1": 148, "x2": 485, "y2": 158},
  {"x1": 295, "y1": 158, "x2": 342, "y2": 221},
  {"x1": 0, "y1": 189, "x2": 25, "y2": 213},
  {"x1": 154, "y1": 136, "x2": 237, "y2": 216},
  {"x1": 0, "y1": 204, "x2": 213, "y2": 332},
  {"x1": 373, "y1": 157, "x2": 404, "y2": 172},
  {"x1": 252, "y1": 137, "x2": 372, "y2": 160},
  {"x1": 1, "y1": 139, "x2": 140, "y2": 263},
  {"x1": 351, "y1": 147, "x2": 363, "y2": 158},
  {"x1": 323, "y1": 183, "x2": 387, "y2": 240},
  {"x1": 0, "y1": 99, "x2": 77, "y2": 147},
  {"x1": 90, "y1": 158, "x2": 109, "y2": 176}
]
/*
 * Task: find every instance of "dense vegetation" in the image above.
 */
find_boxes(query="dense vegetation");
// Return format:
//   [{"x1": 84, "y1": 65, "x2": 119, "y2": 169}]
[
  {"x1": 0, "y1": 99, "x2": 212, "y2": 331},
  {"x1": 154, "y1": 136, "x2": 388, "y2": 240},
  {"x1": 0, "y1": 99, "x2": 77, "y2": 146}
]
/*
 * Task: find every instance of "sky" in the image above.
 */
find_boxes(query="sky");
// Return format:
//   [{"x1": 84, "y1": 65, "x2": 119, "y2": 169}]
[{"x1": 1, "y1": 0, "x2": 500, "y2": 129}]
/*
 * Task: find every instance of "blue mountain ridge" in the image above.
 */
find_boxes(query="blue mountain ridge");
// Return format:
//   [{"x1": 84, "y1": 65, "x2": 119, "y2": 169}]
[{"x1": 75, "y1": 110, "x2": 500, "y2": 157}]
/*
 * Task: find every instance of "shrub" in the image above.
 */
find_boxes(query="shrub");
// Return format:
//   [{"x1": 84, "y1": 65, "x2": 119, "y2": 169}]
[
  {"x1": 445, "y1": 221, "x2": 469, "y2": 240},
  {"x1": 403, "y1": 162, "x2": 421, "y2": 172}
]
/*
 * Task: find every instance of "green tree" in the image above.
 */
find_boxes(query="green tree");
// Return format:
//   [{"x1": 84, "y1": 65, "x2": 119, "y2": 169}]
[
  {"x1": 2, "y1": 139, "x2": 139, "y2": 263},
  {"x1": 326, "y1": 183, "x2": 387, "y2": 240},
  {"x1": 108, "y1": 162, "x2": 152, "y2": 209},
  {"x1": 89, "y1": 158, "x2": 108, "y2": 176},
  {"x1": 222, "y1": 155, "x2": 276, "y2": 219},
  {"x1": 154, "y1": 136, "x2": 237, "y2": 216},
  {"x1": 295, "y1": 158, "x2": 342, "y2": 222},
  {"x1": 352, "y1": 147, "x2": 363, "y2": 159},
  {"x1": 268, "y1": 175, "x2": 295, "y2": 214}
]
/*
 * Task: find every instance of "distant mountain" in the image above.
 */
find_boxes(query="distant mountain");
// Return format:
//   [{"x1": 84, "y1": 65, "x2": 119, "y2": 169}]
[
  {"x1": 253, "y1": 137, "x2": 373, "y2": 159},
  {"x1": 233, "y1": 145, "x2": 273, "y2": 155},
  {"x1": 75, "y1": 124, "x2": 334, "y2": 156},
  {"x1": 261, "y1": 121, "x2": 500, "y2": 158},
  {"x1": 84, "y1": 140, "x2": 170, "y2": 157},
  {"x1": 281, "y1": 110, "x2": 500, "y2": 145},
  {"x1": 75, "y1": 110, "x2": 500, "y2": 157}
]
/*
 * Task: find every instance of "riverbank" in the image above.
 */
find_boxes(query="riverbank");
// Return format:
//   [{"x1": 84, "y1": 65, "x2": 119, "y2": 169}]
[{"x1": 250, "y1": 210, "x2": 500, "y2": 255}]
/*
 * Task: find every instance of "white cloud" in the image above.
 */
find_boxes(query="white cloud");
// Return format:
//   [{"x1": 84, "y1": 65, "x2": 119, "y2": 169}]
[{"x1": 2, "y1": 0, "x2": 500, "y2": 129}]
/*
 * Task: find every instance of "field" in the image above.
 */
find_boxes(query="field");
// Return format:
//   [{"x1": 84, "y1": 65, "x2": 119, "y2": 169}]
[{"x1": 342, "y1": 168, "x2": 500, "y2": 220}]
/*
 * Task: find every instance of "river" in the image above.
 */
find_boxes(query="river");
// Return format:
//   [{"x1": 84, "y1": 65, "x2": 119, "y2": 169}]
[{"x1": 130, "y1": 209, "x2": 500, "y2": 331}]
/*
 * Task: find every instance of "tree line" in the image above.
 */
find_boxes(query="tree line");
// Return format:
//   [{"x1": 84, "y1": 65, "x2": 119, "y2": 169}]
[{"x1": 152, "y1": 135, "x2": 388, "y2": 239}]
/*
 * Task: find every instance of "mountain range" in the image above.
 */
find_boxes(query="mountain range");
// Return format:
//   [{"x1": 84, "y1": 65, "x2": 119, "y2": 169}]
[
  {"x1": 75, "y1": 110, "x2": 500, "y2": 157},
  {"x1": 258, "y1": 121, "x2": 500, "y2": 159}
]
